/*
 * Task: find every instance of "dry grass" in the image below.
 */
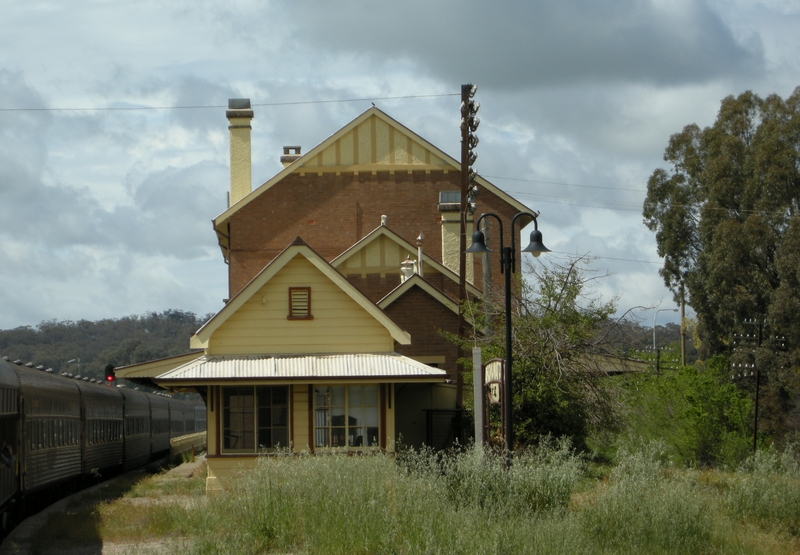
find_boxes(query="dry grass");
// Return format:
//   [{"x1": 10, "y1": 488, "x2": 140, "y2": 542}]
[{"x1": 27, "y1": 446, "x2": 800, "y2": 555}]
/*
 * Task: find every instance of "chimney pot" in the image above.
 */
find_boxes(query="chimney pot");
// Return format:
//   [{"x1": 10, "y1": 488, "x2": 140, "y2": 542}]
[
  {"x1": 228, "y1": 98, "x2": 251, "y2": 109},
  {"x1": 280, "y1": 146, "x2": 302, "y2": 166}
]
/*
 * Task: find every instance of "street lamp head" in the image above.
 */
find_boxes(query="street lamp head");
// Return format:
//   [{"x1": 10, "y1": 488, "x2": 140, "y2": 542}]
[
  {"x1": 466, "y1": 230, "x2": 492, "y2": 253},
  {"x1": 521, "y1": 228, "x2": 550, "y2": 258}
]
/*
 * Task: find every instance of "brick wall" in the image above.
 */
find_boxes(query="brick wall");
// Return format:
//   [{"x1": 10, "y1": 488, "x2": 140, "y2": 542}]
[
  {"x1": 382, "y1": 284, "x2": 462, "y2": 381},
  {"x1": 227, "y1": 170, "x2": 525, "y2": 298}
]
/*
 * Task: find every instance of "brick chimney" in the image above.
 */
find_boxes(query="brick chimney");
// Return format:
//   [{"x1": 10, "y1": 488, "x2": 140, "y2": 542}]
[
  {"x1": 438, "y1": 191, "x2": 474, "y2": 283},
  {"x1": 227, "y1": 98, "x2": 254, "y2": 206}
]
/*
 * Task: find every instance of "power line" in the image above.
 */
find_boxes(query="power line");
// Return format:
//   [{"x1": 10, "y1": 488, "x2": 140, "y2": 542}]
[
  {"x1": 508, "y1": 190, "x2": 645, "y2": 212},
  {"x1": 0, "y1": 93, "x2": 459, "y2": 112},
  {"x1": 547, "y1": 251, "x2": 663, "y2": 265},
  {"x1": 505, "y1": 187, "x2": 793, "y2": 217},
  {"x1": 484, "y1": 174, "x2": 646, "y2": 194}
]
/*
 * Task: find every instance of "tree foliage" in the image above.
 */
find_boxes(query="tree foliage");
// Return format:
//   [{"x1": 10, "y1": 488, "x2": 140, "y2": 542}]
[
  {"x1": 644, "y1": 87, "x2": 800, "y2": 444},
  {"x1": 620, "y1": 356, "x2": 753, "y2": 467},
  {"x1": 463, "y1": 255, "x2": 628, "y2": 450},
  {"x1": 644, "y1": 87, "x2": 800, "y2": 357},
  {"x1": 0, "y1": 309, "x2": 208, "y2": 380}
]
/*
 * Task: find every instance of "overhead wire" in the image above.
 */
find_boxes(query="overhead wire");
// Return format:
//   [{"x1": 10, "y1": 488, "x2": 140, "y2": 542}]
[
  {"x1": 3, "y1": 91, "x2": 784, "y2": 266},
  {"x1": 0, "y1": 93, "x2": 459, "y2": 112}
]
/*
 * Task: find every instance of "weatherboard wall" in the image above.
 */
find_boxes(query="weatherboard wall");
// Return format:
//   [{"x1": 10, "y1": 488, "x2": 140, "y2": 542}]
[{"x1": 208, "y1": 255, "x2": 396, "y2": 356}]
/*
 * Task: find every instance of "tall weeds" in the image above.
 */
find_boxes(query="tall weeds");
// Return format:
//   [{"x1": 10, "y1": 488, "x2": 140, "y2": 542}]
[
  {"x1": 163, "y1": 441, "x2": 796, "y2": 554},
  {"x1": 577, "y1": 441, "x2": 712, "y2": 554},
  {"x1": 725, "y1": 444, "x2": 800, "y2": 535}
]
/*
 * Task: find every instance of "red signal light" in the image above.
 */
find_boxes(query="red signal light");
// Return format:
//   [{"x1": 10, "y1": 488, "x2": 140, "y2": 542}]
[{"x1": 104, "y1": 364, "x2": 116, "y2": 386}]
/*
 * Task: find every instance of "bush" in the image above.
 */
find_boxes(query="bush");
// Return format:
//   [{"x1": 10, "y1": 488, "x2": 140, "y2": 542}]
[
  {"x1": 725, "y1": 444, "x2": 800, "y2": 535},
  {"x1": 578, "y1": 441, "x2": 713, "y2": 554},
  {"x1": 619, "y1": 356, "x2": 753, "y2": 467}
]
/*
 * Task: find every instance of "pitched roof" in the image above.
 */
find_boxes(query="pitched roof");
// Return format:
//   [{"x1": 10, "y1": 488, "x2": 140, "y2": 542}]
[
  {"x1": 190, "y1": 237, "x2": 411, "y2": 349},
  {"x1": 377, "y1": 274, "x2": 459, "y2": 315},
  {"x1": 114, "y1": 351, "x2": 203, "y2": 380},
  {"x1": 331, "y1": 223, "x2": 481, "y2": 298},
  {"x1": 154, "y1": 353, "x2": 446, "y2": 384},
  {"x1": 213, "y1": 106, "x2": 532, "y2": 259}
]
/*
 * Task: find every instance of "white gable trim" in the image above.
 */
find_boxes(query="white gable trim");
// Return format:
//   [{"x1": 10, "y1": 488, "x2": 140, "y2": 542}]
[
  {"x1": 378, "y1": 275, "x2": 459, "y2": 315},
  {"x1": 191, "y1": 240, "x2": 411, "y2": 348},
  {"x1": 332, "y1": 224, "x2": 482, "y2": 297}
]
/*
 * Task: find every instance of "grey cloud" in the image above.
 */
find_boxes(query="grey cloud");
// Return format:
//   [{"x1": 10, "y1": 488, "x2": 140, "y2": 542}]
[
  {"x1": 102, "y1": 160, "x2": 228, "y2": 259},
  {"x1": 275, "y1": 0, "x2": 764, "y2": 89}
]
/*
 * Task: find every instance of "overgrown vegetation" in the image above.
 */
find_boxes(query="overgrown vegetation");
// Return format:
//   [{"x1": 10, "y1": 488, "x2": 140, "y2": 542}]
[
  {"x1": 616, "y1": 356, "x2": 753, "y2": 467},
  {"x1": 458, "y1": 255, "x2": 628, "y2": 451},
  {"x1": 77, "y1": 443, "x2": 800, "y2": 554},
  {"x1": 643, "y1": 86, "x2": 800, "y2": 442}
]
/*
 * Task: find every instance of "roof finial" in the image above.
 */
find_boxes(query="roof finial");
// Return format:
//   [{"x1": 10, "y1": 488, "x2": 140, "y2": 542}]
[{"x1": 381, "y1": 215, "x2": 387, "y2": 226}]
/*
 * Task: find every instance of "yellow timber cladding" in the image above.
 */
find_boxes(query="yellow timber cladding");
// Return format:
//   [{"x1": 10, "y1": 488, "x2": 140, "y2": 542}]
[
  {"x1": 295, "y1": 114, "x2": 450, "y2": 174},
  {"x1": 208, "y1": 255, "x2": 395, "y2": 355}
]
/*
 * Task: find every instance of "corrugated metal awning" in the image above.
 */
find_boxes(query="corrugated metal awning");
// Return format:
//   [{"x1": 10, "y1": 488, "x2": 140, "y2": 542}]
[{"x1": 155, "y1": 353, "x2": 447, "y2": 383}]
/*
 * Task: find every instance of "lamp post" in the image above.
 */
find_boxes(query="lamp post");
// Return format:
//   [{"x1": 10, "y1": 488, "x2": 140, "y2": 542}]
[
  {"x1": 466, "y1": 211, "x2": 549, "y2": 454},
  {"x1": 653, "y1": 309, "x2": 679, "y2": 350},
  {"x1": 67, "y1": 358, "x2": 81, "y2": 377}
]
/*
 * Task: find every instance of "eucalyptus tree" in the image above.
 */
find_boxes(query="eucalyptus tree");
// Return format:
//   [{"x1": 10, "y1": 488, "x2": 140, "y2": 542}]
[
  {"x1": 644, "y1": 87, "x2": 800, "y2": 442},
  {"x1": 644, "y1": 87, "x2": 800, "y2": 356}
]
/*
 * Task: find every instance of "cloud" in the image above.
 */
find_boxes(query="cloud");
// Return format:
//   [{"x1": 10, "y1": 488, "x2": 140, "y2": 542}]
[
  {"x1": 276, "y1": 0, "x2": 764, "y2": 90},
  {"x1": 102, "y1": 160, "x2": 228, "y2": 259}
]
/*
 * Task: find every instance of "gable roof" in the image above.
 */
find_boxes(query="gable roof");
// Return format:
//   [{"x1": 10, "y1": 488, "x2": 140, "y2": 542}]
[
  {"x1": 190, "y1": 237, "x2": 411, "y2": 349},
  {"x1": 213, "y1": 106, "x2": 532, "y2": 259},
  {"x1": 377, "y1": 274, "x2": 459, "y2": 315},
  {"x1": 331, "y1": 223, "x2": 481, "y2": 298}
]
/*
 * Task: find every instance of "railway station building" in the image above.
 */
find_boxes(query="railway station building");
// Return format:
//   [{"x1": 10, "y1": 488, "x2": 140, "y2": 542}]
[{"x1": 116, "y1": 100, "x2": 532, "y2": 491}]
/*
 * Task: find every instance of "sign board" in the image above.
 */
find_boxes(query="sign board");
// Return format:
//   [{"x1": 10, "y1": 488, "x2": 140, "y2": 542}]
[{"x1": 484, "y1": 359, "x2": 504, "y2": 405}]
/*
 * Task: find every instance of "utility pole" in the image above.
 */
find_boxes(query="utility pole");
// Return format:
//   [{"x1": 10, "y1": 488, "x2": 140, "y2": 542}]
[
  {"x1": 680, "y1": 282, "x2": 686, "y2": 367},
  {"x1": 456, "y1": 83, "x2": 479, "y2": 408},
  {"x1": 732, "y1": 319, "x2": 765, "y2": 455}
]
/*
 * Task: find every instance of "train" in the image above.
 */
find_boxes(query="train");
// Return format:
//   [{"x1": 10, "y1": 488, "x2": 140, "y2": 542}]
[{"x1": 0, "y1": 355, "x2": 206, "y2": 534}]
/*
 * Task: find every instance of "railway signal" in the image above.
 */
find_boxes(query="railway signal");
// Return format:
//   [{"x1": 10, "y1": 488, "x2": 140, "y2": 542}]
[{"x1": 104, "y1": 364, "x2": 116, "y2": 386}]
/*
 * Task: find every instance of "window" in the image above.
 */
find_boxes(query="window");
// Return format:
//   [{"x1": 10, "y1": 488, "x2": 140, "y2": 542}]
[
  {"x1": 222, "y1": 386, "x2": 289, "y2": 453},
  {"x1": 314, "y1": 385, "x2": 379, "y2": 449},
  {"x1": 288, "y1": 287, "x2": 312, "y2": 319}
]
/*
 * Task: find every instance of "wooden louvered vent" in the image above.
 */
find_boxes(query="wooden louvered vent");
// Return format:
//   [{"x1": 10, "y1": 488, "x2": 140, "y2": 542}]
[{"x1": 288, "y1": 287, "x2": 312, "y2": 320}]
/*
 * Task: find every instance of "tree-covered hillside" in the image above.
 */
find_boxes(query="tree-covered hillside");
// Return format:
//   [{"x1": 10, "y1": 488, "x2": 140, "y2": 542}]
[{"x1": 0, "y1": 309, "x2": 209, "y2": 380}]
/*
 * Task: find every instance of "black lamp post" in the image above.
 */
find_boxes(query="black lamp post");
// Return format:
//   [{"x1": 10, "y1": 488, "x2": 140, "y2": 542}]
[{"x1": 466, "y1": 212, "x2": 549, "y2": 454}]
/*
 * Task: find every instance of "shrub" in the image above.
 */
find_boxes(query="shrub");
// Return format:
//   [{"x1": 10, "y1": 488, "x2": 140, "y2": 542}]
[
  {"x1": 725, "y1": 444, "x2": 800, "y2": 535},
  {"x1": 578, "y1": 441, "x2": 713, "y2": 554}
]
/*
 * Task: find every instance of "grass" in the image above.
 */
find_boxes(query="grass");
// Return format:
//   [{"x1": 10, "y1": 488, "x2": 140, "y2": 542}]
[{"x1": 37, "y1": 442, "x2": 800, "y2": 554}]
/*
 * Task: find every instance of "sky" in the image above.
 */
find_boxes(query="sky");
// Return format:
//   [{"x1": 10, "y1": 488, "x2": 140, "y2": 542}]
[{"x1": 0, "y1": 0, "x2": 798, "y2": 332}]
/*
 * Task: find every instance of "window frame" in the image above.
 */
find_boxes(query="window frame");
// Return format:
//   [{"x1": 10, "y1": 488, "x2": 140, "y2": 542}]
[
  {"x1": 313, "y1": 384, "x2": 381, "y2": 451},
  {"x1": 221, "y1": 385, "x2": 290, "y2": 454}
]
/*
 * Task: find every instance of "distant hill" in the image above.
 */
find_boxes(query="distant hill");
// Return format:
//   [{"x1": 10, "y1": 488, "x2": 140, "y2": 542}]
[
  {"x1": 0, "y1": 309, "x2": 210, "y2": 381},
  {"x1": 602, "y1": 320, "x2": 698, "y2": 364}
]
